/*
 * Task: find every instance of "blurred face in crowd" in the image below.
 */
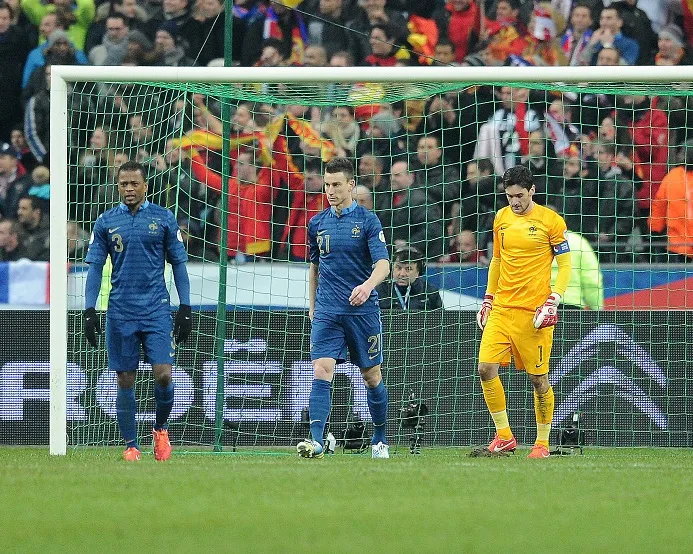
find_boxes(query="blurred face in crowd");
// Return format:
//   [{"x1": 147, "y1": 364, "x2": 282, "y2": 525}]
[
  {"x1": 495, "y1": 0, "x2": 518, "y2": 22},
  {"x1": 0, "y1": 7, "x2": 13, "y2": 33},
  {"x1": 304, "y1": 45, "x2": 327, "y2": 67},
  {"x1": 319, "y1": 0, "x2": 342, "y2": 16},
  {"x1": 599, "y1": 116, "x2": 615, "y2": 141},
  {"x1": 10, "y1": 129, "x2": 27, "y2": 152},
  {"x1": 548, "y1": 99, "x2": 570, "y2": 123},
  {"x1": 0, "y1": 221, "x2": 18, "y2": 250},
  {"x1": 198, "y1": 0, "x2": 222, "y2": 19},
  {"x1": 417, "y1": 136, "x2": 441, "y2": 166},
  {"x1": 599, "y1": 8, "x2": 621, "y2": 33},
  {"x1": 260, "y1": 45, "x2": 282, "y2": 66},
  {"x1": 390, "y1": 160, "x2": 413, "y2": 191},
  {"x1": 528, "y1": 131, "x2": 545, "y2": 158},
  {"x1": 466, "y1": 162, "x2": 481, "y2": 185},
  {"x1": 128, "y1": 115, "x2": 153, "y2": 142},
  {"x1": 596, "y1": 47, "x2": 620, "y2": 66},
  {"x1": 658, "y1": 34, "x2": 680, "y2": 58},
  {"x1": 434, "y1": 43, "x2": 455, "y2": 65},
  {"x1": 570, "y1": 6, "x2": 592, "y2": 34},
  {"x1": 392, "y1": 260, "x2": 420, "y2": 286},
  {"x1": 0, "y1": 153, "x2": 17, "y2": 175},
  {"x1": 163, "y1": 0, "x2": 187, "y2": 15},
  {"x1": 90, "y1": 127, "x2": 108, "y2": 149},
  {"x1": 17, "y1": 198, "x2": 41, "y2": 227},
  {"x1": 563, "y1": 155, "x2": 581, "y2": 178},
  {"x1": 369, "y1": 27, "x2": 391, "y2": 57},
  {"x1": 597, "y1": 145, "x2": 615, "y2": 170},
  {"x1": 118, "y1": 0, "x2": 138, "y2": 19},
  {"x1": 106, "y1": 16, "x2": 129, "y2": 43},
  {"x1": 457, "y1": 231, "x2": 477, "y2": 257},
  {"x1": 505, "y1": 183, "x2": 535, "y2": 214},
  {"x1": 235, "y1": 151, "x2": 257, "y2": 183},
  {"x1": 232, "y1": 104, "x2": 254, "y2": 131},
  {"x1": 363, "y1": 0, "x2": 386, "y2": 14},
  {"x1": 304, "y1": 170, "x2": 324, "y2": 193},
  {"x1": 39, "y1": 13, "x2": 59, "y2": 39},
  {"x1": 451, "y1": 0, "x2": 471, "y2": 12},
  {"x1": 331, "y1": 107, "x2": 354, "y2": 128},
  {"x1": 358, "y1": 155, "x2": 377, "y2": 178},
  {"x1": 155, "y1": 30, "x2": 176, "y2": 53},
  {"x1": 164, "y1": 139, "x2": 180, "y2": 166},
  {"x1": 324, "y1": 170, "x2": 355, "y2": 210},
  {"x1": 117, "y1": 168, "x2": 148, "y2": 210},
  {"x1": 329, "y1": 53, "x2": 350, "y2": 67},
  {"x1": 353, "y1": 184, "x2": 373, "y2": 210},
  {"x1": 112, "y1": 152, "x2": 129, "y2": 172}
]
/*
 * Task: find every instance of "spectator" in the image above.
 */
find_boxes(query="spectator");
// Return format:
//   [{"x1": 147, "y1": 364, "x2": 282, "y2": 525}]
[
  {"x1": 153, "y1": 21, "x2": 194, "y2": 66},
  {"x1": 649, "y1": 141, "x2": 693, "y2": 261},
  {"x1": 0, "y1": 218, "x2": 27, "y2": 261},
  {"x1": 195, "y1": 0, "x2": 225, "y2": 65},
  {"x1": 67, "y1": 220, "x2": 89, "y2": 260},
  {"x1": 304, "y1": 0, "x2": 352, "y2": 59},
  {"x1": 146, "y1": 0, "x2": 202, "y2": 59},
  {"x1": 654, "y1": 24, "x2": 693, "y2": 66},
  {"x1": 345, "y1": 0, "x2": 407, "y2": 64},
  {"x1": 16, "y1": 194, "x2": 49, "y2": 261},
  {"x1": 125, "y1": 29, "x2": 155, "y2": 65},
  {"x1": 560, "y1": 2, "x2": 594, "y2": 66},
  {"x1": 545, "y1": 97, "x2": 581, "y2": 157},
  {"x1": 578, "y1": 6, "x2": 639, "y2": 65},
  {"x1": 230, "y1": 0, "x2": 265, "y2": 65},
  {"x1": 328, "y1": 49, "x2": 354, "y2": 67},
  {"x1": 0, "y1": 142, "x2": 27, "y2": 216},
  {"x1": 412, "y1": 134, "x2": 461, "y2": 213},
  {"x1": 415, "y1": 95, "x2": 463, "y2": 167},
  {"x1": 480, "y1": 0, "x2": 530, "y2": 66},
  {"x1": 363, "y1": 23, "x2": 401, "y2": 66},
  {"x1": 0, "y1": 1, "x2": 30, "y2": 142},
  {"x1": 474, "y1": 86, "x2": 541, "y2": 176},
  {"x1": 322, "y1": 106, "x2": 360, "y2": 158},
  {"x1": 20, "y1": 0, "x2": 95, "y2": 50},
  {"x1": 88, "y1": 13, "x2": 130, "y2": 66},
  {"x1": 84, "y1": 0, "x2": 148, "y2": 55},
  {"x1": 241, "y1": 1, "x2": 307, "y2": 66},
  {"x1": 521, "y1": 3, "x2": 567, "y2": 66},
  {"x1": 303, "y1": 44, "x2": 328, "y2": 67},
  {"x1": 375, "y1": 246, "x2": 443, "y2": 310},
  {"x1": 434, "y1": 0, "x2": 481, "y2": 63},
  {"x1": 379, "y1": 159, "x2": 445, "y2": 259},
  {"x1": 356, "y1": 153, "x2": 388, "y2": 196},
  {"x1": 611, "y1": 0, "x2": 657, "y2": 63},
  {"x1": 432, "y1": 37, "x2": 458, "y2": 65},
  {"x1": 440, "y1": 229, "x2": 490, "y2": 264},
  {"x1": 353, "y1": 184, "x2": 374, "y2": 210},
  {"x1": 36, "y1": 11, "x2": 61, "y2": 45},
  {"x1": 10, "y1": 126, "x2": 38, "y2": 173}
]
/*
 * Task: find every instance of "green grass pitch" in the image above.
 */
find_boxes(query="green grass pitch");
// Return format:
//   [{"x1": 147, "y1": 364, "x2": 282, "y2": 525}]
[{"x1": 1, "y1": 446, "x2": 691, "y2": 552}]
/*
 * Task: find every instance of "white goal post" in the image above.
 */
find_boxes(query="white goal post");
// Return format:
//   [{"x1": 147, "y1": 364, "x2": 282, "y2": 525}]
[{"x1": 49, "y1": 64, "x2": 693, "y2": 454}]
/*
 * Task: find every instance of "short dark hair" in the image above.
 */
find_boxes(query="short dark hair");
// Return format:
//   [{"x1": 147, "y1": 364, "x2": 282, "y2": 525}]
[
  {"x1": 116, "y1": 160, "x2": 146, "y2": 179},
  {"x1": 502, "y1": 165, "x2": 534, "y2": 190},
  {"x1": 324, "y1": 157, "x2": 355, "y2": 180},
  {"x1": 435, "y1": 38, "x2": 454, "y2": 50},
  {"x1": 475, "y1": 158, "x2": 495, "y2": 176},
  {"x1": 393, "y1": 246, "x2": 425, "y2": 275},
  {"x1": 19, "y1": 194, "x2": 47, "y2": 214},
  {"x1": 261, "y1": 37, "x2": 289, "y2": 60}
]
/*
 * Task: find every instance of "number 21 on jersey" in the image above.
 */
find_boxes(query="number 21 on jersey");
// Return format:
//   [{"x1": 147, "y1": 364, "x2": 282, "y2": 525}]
[{"x1": 317, "y1": 233, "x2": 331, "y2": 255}]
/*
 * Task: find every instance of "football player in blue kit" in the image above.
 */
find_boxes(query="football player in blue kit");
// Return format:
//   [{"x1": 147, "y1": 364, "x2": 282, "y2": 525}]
[
  {"x1": 296, "y1": 157, "x2": 391, "y2": 459},
  {"x1": 83, "y1": 160, "x2": 192, "y2": 462}
]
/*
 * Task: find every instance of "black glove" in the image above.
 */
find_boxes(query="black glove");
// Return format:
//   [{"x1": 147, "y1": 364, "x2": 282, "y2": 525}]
[
  {"x1": 83, "y1": 307, "x2": 102, "y2": 348},
  {"x1": 174, "y1": 304, "x2": 192, "y2": 344}
]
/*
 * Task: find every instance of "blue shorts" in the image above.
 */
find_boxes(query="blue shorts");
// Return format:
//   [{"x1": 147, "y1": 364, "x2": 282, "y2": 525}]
[
  {"x1": 310, "y1": 312, "x2": 383, "y2": 369},
  {"x1": 106, "y1": 315, "x2": 175, "y2": 372}
]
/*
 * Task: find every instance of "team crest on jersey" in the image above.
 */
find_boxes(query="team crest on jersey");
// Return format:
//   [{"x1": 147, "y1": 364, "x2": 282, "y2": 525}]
[
  {"x1": 351, "y1": 224, "x2": 361, "y2": 237},
  {"x1": 528, "y1": 225, "x2": 538, "y2": 237}
]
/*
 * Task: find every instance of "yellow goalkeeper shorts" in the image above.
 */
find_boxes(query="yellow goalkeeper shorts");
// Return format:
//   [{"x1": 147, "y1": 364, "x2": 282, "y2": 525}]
[{"x1": 478, "y1": 306, "x2": 554, "y2": 375}]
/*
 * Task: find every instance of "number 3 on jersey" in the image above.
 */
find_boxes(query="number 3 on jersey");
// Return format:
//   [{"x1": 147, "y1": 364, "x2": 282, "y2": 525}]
[
  {"x1": 112, "y1": 233, "x2": 124, "y2": 253},
  {"x1": 317, "y1": 233, "x2": 330, "y2": 255}
]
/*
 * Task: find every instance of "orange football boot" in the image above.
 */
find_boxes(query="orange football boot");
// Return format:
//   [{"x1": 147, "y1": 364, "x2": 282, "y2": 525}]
[
  {"x1": 488, "y1": 433, "x2": 517, "y2": 454},
  {"x1": 123, "y1": 447, "x2": 141, "y2": 461},
  {"x1": 153, "y1": 428, "x2": 172, "y2": 461},
  {"x1": 527, "y1": 444, "x2": 551, "y2": 459}
]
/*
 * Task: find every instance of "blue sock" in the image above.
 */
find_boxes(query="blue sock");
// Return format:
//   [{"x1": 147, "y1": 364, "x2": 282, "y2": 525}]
[
  {"x1": 367, "y1": 380, "x2": 388, "y2": 445},
  {"x1": 116, "y1": 387, "x2": 138, "y2": 449},
  {"x1": 154, "y1": 381, "x2": 175, "y2": 431},
  {"x1": 309, "y1": 379, "x2": 331, "y2": 446}
]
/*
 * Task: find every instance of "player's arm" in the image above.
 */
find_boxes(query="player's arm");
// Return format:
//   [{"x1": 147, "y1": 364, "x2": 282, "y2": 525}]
[
  {"x1": 166, "y1": 214, "x2": 193, "y2": 343},
  {"x1": 83, "y1": 218, "x2": 109, "y2": 347},
  {"x1": 307, "y1": 219, "x2": 320, "y2": 320},
  {"x1": 477, "y1": 216, "x2": 500, "y2": 330},
  {"x1": 534, "y1": 217, "x2": 572, "y2": 329},
  {"x1": 349, "y1": 216, "x2": 389, "y2": 306}
]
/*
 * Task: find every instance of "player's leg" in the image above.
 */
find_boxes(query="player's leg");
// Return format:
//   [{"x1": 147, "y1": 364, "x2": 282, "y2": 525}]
[
  {"x1": 347, "y1": 313, "x2": 389, "y2": 458},
  {"x1": 298, "y1": 313, "x2": 346, "y2": 458},
  {"x1": 512, "y1": 314, "x2": 555, "y2": 458},
  {"x1": 143, "y1": 320, "x2": 177, "y2": 461},
  {"x1": 107, "y1": 317, "x2": 141, "y2": 460},
  {"x1": 477, "y1": 307, "x2": 516, "y2": 452}
]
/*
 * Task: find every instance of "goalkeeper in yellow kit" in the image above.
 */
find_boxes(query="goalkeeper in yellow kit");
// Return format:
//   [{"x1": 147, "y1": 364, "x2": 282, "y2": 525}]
[{"x1": 475, "y1": 166, "x2": 572, "y2": 458}]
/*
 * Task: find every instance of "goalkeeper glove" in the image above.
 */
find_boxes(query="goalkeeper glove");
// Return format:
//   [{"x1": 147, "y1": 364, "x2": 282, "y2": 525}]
[
  {"x1": 83, "y1": 307, "x2": 102, "y2": 348},
  {"x1": 174, "y1": 304, "x2": 192, "y2": 344},
  {"x1": 476, "y1": 294, "x2": 494, "y2": 331},
  {"x1": 533, "y1": 293, "x2": 561, "y2": 329}
]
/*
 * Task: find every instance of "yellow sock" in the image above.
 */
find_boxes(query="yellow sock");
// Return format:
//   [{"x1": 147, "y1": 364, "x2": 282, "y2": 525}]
[
  {"x1": 481, "y1": 376, "x2": 512, "y2": 440},
  {"x1": 534, "y1": 387, "x2": 554, "y2": 447}
]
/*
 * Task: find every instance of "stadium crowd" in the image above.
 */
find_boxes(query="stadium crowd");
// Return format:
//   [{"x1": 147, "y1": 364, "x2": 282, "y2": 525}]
[{"x1": 1, "y1": 0, "x2": 693, "y2": 266}]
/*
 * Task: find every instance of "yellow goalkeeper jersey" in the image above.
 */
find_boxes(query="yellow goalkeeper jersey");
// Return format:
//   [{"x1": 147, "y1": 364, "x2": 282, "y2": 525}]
[{"x1": 492, "y1": 204, "x2": 568, "y2": 311}]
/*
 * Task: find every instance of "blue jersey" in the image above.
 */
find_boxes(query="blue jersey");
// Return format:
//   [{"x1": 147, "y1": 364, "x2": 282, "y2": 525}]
[
  {"x1": 308, "y1": 201, "x2": 389, "y2": 315},
  {"x1": 85, "y1": 201, "x2": 188, "y2": 320}
]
